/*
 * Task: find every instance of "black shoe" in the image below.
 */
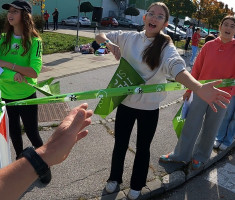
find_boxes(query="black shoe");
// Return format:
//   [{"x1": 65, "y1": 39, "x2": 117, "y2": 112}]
[{"x1": 39, "y1": 168, "x2": 52, "y2": 184}]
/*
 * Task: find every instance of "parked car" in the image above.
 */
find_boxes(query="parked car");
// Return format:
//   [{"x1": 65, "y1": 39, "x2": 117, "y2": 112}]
[
  {"x1": 194, "y1": 27, "x2": 208, "y2": 38},
  {"x1": 164, "y1": 27, "x2": 181, "y2": 41},
  {"x1": 61, "y1": 16, "x2": 91, "y2": 26},
  {"x1": 199, "y1": 28, "x2": 208, "y2": 38},
  {"x1": 167, "y1": 24, "x2": 186, "y2": 39},
  {"x1": 136, "y1": 24, "x2": 144, "y2": 32},
  {"x1": 210, "y1": 31, "x2": 219, "y2": 37},
  {"x1": 100, "y1": 17, "x2": 118, "y2": 27},
  {"x1": 136, "y1": 25, "x2": 181, "y2": 41},
  {"x1": 177, "y1": 25, "x2": 187, "y2": 32},
  {"x1": 116, "y1": 17, "x2": 139, "y2": 28}
]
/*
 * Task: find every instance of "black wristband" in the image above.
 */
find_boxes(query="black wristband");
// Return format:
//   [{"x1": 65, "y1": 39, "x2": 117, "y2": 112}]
[{"x1": 20, "y1": 147, "x2": 50, "y2": 180}]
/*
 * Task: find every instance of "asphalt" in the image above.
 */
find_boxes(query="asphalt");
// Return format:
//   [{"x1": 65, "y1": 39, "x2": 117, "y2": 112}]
[{"x1": 17, "y1": 27, "x2": 235, "y2": 200}]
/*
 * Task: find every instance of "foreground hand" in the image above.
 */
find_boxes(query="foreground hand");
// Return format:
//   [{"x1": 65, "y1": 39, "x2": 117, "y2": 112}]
[
  {"x1": 107, "y1": 43, "x2": 121, "y2": 60},
  {"x1": 196, "y1": 80, "x2": 231, "y2": 112},
  {"x1": 37, "y1": 103, "x2": 93, "y2": 166}
]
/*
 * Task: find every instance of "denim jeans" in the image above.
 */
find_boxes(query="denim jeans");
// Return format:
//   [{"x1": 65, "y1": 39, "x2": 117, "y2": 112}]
[
  {"x1": 190, "y1": 45, "x2": 198, "y2": 63},
  {"x1": 216, "y1": 96, "x2": 235, "y2": 146}
]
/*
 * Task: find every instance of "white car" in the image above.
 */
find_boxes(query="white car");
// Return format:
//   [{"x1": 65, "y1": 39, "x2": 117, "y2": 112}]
[
  {"x1": 198, "y1": 28, "x2": 208, "y2": 38},
  {"x1": 167, "y1": 24, "x2": 186, "y2": 39},
  {"x1": 61, "y1": 16, "x2": 91, "y2": 26}
]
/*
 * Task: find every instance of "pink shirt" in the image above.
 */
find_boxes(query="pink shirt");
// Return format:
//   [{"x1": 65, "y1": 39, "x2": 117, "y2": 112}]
[{"x1": 191, "y1": 37, "x2": 235, "y2": 95}]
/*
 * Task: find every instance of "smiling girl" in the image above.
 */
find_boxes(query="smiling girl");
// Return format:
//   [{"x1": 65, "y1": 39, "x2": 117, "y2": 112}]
[
  {"x1": 0, "y1": 0, "x2": 50, "y2": 184},
  {"x1": 95, "y1": 2, "x2": 230, "y2": 199},
  {"x1": 161, "y1": 16, "x2": 235, "y2": 170}
]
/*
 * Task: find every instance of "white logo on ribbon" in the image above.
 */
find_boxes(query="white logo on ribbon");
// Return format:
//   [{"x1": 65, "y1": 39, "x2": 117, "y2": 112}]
[
  {"x1": 156, "y1": 85, "x2": 164, "y2": 92},
  {"x1": 96, "y1": 90, "x2": 108, "y2": 98},
  {"x1": 134, "y1": 87, "x2": 143, "y2": 94}
]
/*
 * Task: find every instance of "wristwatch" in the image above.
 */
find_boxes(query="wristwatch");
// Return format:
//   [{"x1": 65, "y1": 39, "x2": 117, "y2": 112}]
[{"x1": 20, "y1": 147, "x2": 51, "y2": 181}]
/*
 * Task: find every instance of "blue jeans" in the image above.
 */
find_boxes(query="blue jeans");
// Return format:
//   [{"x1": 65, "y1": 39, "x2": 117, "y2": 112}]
[
  {"x1": 190, "y1": 45, "x2": 198, "y2": 63},
  {"x1": 216, "y1": 96, "x2": 235, "y2": 146}
]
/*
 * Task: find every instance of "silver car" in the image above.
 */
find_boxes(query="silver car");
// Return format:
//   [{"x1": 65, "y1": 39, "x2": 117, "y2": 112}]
[
  {"x1": 167, "y1": 24, "x2": 186, "y2": 39},
  {"x1": 117, "y1": 18, "x2": 139, "y2": 28},
  {"x1": 61, "y1": 16, "x2": 91, "y2": 26}
]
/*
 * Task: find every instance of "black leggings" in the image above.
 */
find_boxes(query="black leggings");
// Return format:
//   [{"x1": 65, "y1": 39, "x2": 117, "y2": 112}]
[
  {"x1": 108, "y1": 104, "x2": 159, "y2": 190},
  {"x1": 184, "y1": 37, "x2": 191, "y2": 50},
  {"x1": 3, "y1": 93, "x2": 43, "y2": 158}
]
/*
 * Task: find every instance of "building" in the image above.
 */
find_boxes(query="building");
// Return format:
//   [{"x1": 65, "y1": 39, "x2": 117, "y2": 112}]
[
  {"x1": 0, "y1": 0, "x2": 185, "y2": 26},
  {"x1": 0, "y1": 0, "x2": 121, "y2": 23}
]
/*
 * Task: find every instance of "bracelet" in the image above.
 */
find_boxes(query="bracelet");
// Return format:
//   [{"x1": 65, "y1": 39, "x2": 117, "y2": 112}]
[
  {"x1": 104, "y1": 39, "x2": 110, "y2": 45},
  {"x1": 99, "y1": 40, "x2": 111, "y2": 48},
  {"x1": 20, "y1": 147, "x2": 51, "y2": 183},
  {"x1": 12, "y1": 63, "x2": 16, "y2": 71}
]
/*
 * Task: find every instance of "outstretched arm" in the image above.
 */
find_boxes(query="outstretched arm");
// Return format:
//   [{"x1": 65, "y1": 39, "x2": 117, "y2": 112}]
[
  {"x1": 0, "y1": 103, "x2": 92, "y2": 200},
  {"x1": 176, "y1": 70, "x2": 230, "y2": 112},
  {"x1": 95, "y1": 33, "x2": 121, "y2": 60}
]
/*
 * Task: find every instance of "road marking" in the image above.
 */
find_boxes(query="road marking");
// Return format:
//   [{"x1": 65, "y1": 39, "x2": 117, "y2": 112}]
[{"x1": 205, "y1": 163, "x2": 235, "y2": 193}]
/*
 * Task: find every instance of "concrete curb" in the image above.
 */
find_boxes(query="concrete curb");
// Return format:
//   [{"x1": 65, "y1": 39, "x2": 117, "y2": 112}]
[{"x1": 93, "y1": 144, "x2": 234, "y2": 200}]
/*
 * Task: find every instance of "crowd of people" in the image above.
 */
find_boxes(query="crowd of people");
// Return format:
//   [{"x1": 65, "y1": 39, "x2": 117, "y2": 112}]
[{"x1": 0, "y1": 1, "x2": 234, "y2": 200}]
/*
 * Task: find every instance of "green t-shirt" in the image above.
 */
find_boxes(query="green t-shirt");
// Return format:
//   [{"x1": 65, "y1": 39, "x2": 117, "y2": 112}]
[{"x1": 0, "y1": 33, "x2": 42, "y2": 100}]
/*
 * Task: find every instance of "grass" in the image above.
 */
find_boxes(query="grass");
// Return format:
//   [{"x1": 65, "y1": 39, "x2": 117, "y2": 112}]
[
  {"x1": 174, "y1": 38, "x2": 205, "y2": 49},
  {"x1": 40, "y1": 32, "x2": 205, "y2": 55},
  {"x1": 41, "y1": 32, "x2": 94, "y2": 55}
]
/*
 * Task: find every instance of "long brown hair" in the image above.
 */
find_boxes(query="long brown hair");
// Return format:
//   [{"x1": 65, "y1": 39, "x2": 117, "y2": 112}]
[
  {"x1": 142, "y1": 2, "x2": 171, "y2": 70},
  {"x1": 1, "y1": 9, "x2": 40, "y2": 56}
]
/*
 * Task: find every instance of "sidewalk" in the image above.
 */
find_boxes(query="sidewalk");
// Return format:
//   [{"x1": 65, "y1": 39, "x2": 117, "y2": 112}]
[{"x1": 19, "y1": 29, "x2": 235, "y2": 200}]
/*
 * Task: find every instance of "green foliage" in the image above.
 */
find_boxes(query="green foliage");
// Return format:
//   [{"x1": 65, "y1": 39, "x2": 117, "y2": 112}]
[
  {"x1": 80, "y1": 1, "x2": 94, "y2": 15},
  {"x1": 163, "y1": 0, "x2": 196, "y2": 18},
  {"x1": 175, "y1": 39, "x2": 205, "y2": 49},
  {"x1": 41, "y1": 32, "x2": 94, "y2": 54},
  {"x1": 124, "y1": 7, "x2": 140, "y2": 17},
  {"x1": 0, "y1": 13, "x2": 6, "y2": 33},
  {"x1": 33, "y1": 15, "x2": 44, "y2": 32},
  {"x1": 129, "y1": 0, "x2": 156, "y2": 10}
]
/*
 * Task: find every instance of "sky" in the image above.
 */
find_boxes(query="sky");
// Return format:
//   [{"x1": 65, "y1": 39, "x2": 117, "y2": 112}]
[{"x1": 219, "y1": 0, "x2": 235, "y2": 9}]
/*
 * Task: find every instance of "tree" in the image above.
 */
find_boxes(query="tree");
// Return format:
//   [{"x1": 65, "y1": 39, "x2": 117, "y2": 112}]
[
  {"x1": 80, "y1": 1, "x2": 94, "y2": 17},
  {"x1": 163, "y1": 0, "x2": 196, "y2": 42},
  {"x1": 192, "y1": 0, "x2": 234, "y2": 32},
  {"x1": 124, "y1": 7, "x2": 140, "y2": 19},
  {"x1": 164, "y1": 0, "x2": 196, "y2": 20},
  {"x1": 30, "y1": 0, "x2": 46, "y2": 32},
  {"x1": 203, "y1": 0, "x2": 224, "y2": 31}
]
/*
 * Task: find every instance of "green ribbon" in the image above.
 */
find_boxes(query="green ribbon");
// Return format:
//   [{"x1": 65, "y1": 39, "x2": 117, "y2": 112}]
[
  {"x1": 2, "y1": 79, "x2": 234, "y2": 108},
  {"x1": 94, "y1": 57, "x2": 145, "y2": 118}
]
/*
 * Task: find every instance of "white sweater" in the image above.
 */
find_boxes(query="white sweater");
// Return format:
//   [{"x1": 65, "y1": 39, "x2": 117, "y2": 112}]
[{"x1": 106, "y1": 30, "x2": 185, "y2": 110}]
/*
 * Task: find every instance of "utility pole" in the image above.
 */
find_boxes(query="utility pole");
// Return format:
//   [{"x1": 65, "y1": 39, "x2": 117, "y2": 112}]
[{"x1": 75, "y1": 0, "x2": 81, "y2": 52}]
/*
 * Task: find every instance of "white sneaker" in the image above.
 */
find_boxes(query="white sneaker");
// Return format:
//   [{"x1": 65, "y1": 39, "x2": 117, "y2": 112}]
[
  {"x1": 213, "y1": 140, "x2": 221, "y2": 148},
  {"x1": 105, "y1": 181, "x2": 118, "y2": 193},
  {"x1": 219, "y1": 143, "x2": 229, "y2": 151},
  {"x1": 128, "y1": 189, "x2": 141, "y2": 200}
]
